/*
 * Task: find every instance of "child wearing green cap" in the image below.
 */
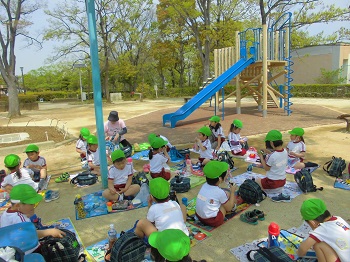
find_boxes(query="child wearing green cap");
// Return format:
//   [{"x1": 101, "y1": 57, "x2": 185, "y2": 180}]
[
  {"x1": 286, "y1": 127, "x2": 308, "y2": 169},
  {"x1": 148, "y1": 133, "x2": 173, "y2": 152},
  {"x1": 134, "y1": 178, "x2": 189, "y2": 239},
  {"x1": 0, "y1": 184, "x2": 65, "y2": 244},
  {"x1": 86, "y1": 135, "x2": 101, "y2": 176},
  {"x1": 208, "y1": 116, "x2": 226, "y2": 152},
  {"x1": 76, "y1": 127, "x2": 90, "y2": 159},
  {"x1": 256, "y1": 130, "x2": 289, "y2": 202},
  {"x1": 1, "y1": 154, "x2": 39, "y2": 193},
  {"x1": 195, "y1": 161, "x2": 237, "y2": 227},
  {"x1": 149, "y1": 137, "x2": 172, "y2": 181},
  {"x1": 23, "y1": 144, "x2": 48, "y2": 190},
  {"x1": 298, "y1": 198, "x2": 350, "y2": 261},
  {"x1": 102, "y1": 149, "x2": 140, "y2": 201},
  {"x1": 228, "y1": 119, "x2": 248, "y2": 156},
  {"x1": 191, "y1": 126, "x2": 213, "y2": 168}
]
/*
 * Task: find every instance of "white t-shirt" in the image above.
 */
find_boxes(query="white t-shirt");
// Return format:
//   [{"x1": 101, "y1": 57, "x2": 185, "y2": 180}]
[
  {"x1": 309, "y1": 216, "x2": 350, "y2": 262},
  {"x1": 150, "y1": 153, "x2": 168, "y2": 173},
  {"x1": 1, "y1": 168, "x2": 38, "y2": 192},
  {"x1": 228, "y1": 132, "x2": 243, "y2": 153},
  {"x1": 108, "y1": 164, "x2": 133, "y2": 185},
  {"x1": 210, "y1": 126, "x2": 225, "y2": 139},
  {"x1": 196, "y1": 139, "x2": 213, "y2": 159},
  {"x1": 147, "y1": 200, "x2": 189, "y2": 236},
  {"x1": 104, "y1": 120, "x2": 126, "y2": 141},
  {"x1": 76, "y1": 139, "x2": 88, "y2": 154},
  {"x1": 23, "y1": 156, "x2": 46, "y2": 173},
  {"x1": 265, "y1": 149, "x2": 288, "y2": 180},
  {"x1": 287, "y1": 141, "x2": 306, "y2": 167},
  {"x1": 88, "y1": 148, "x2": 100, "y2": 166},
  {"x1": 196, "y1": 183, "x2": 228, "y2": 218}
]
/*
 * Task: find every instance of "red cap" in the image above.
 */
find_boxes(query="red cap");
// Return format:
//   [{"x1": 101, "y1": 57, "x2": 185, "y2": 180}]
[{"x1": 268, "y1": 222, "x2": 280, "y2": 236}]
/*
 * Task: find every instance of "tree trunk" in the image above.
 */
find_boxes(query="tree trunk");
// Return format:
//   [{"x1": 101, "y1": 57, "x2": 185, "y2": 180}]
[{"x1": 7, "y1": 75, "x2": 20, "y2": 118}]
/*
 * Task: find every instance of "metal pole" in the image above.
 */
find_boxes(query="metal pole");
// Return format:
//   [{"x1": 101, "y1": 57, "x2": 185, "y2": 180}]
[
  {"x1": 79, "y1": 69, "x2": 83, "y2": 102},
  {"x1": 20, "y1": 67, "x2": 25, "y2": 94}
]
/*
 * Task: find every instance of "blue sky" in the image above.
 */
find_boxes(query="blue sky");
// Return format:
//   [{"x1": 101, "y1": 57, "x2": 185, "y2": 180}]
[{"x1": 15, "y1": 0, "x2": 349, "y2": 74}]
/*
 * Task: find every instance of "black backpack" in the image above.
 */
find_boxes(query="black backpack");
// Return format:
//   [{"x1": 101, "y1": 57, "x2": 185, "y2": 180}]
[
  {"x1": 238, "y1": 179, "x2": 266, "y2": 204},
  {"x1": 217, "y1": 151, "x2": 235, "y2": 169},
  {"x1": 40, "y1": 229, "x2": 81, "y2": 262},
  {"x1": 105, "y1": 232, "x2": 146, "y2": 262},
  {"x1": 294, "y1": 169, "x2": 323, "y2": 193},
  {"x1": 132, "y1": 172, "x2": 149, "y2": 186},
  {"x1": 70, "y1": 171, "x2": 98, "y2": 186},
  {"x1": 323, "y1": 156, "x2": 346, "y2": 177},
  {"x1": 170, "y1": 175, "x2": 191, "y2": 193},
  {"x1": 247, "y1": 246, "x2": 293, "y2": 262}
]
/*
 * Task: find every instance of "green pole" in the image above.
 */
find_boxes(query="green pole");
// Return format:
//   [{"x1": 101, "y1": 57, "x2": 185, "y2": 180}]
[{"x1": 85, "y1": 0, "x2": 108, "y2": 188}]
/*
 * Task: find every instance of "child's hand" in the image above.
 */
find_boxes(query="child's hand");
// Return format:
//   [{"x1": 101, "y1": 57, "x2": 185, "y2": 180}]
[
  {"x1": 109, "y1": 188, "x2": 117, "y2": 195},
  {"x1": 229, "y1": 183, "x2": 237, "y2": 193},
  {"x1": 45, "y1": 228, "x2": 66, "y2": 238}
]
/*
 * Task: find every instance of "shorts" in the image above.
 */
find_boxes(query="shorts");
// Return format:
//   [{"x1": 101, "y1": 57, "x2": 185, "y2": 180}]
[
  {"x1": 114, "y1": 184, "x2": 126, "y2": 191},
  {"x1": 261, "y1": 177, "x2": 286, "y2": 189},
  {"x1": 215, "y1": 137, "x2": 226, "y2": 143},
  {"x1": 198, "y1": 157, "x2": 205, "y2": 163},
  {"x1": 196, "y1": 211, "x2": 224, "y2": 227},
  {"x1": 150, "y1": 168, "x2": 171, "y2": 181}
]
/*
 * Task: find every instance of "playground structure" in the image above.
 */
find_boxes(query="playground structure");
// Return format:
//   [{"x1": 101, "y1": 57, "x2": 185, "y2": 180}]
[{"x1": 163, "y1": 13, "x2": 293, "y2": 128}]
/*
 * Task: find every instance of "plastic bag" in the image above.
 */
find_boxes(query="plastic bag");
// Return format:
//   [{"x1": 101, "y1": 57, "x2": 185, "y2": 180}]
[{"x1": 134, "y1": 183, "x2": 150, "y2": 207}]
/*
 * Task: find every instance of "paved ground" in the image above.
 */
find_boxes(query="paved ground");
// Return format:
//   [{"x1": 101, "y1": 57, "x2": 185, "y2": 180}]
[{"x1": 1, "y1": 97, "x2": 350, "y2": 261}]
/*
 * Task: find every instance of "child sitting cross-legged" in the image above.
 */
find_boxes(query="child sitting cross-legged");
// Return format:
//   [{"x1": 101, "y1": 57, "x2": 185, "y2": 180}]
[
  {"x1": 191, "y1": 126, "x2": 213, "y2": 168},
  {"x1": 195, "y1": 161, "x2": 237, "y2": 227},
  {"x1": 102, "y1": 149, "x2": 140, "y2": 201},
  {"x1": 134, "y1": 177, "x2": 189, "y2": 239}
]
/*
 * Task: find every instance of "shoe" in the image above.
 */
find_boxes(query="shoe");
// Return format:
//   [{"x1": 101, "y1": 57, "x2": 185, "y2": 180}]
[
  {"x1": 252, "y1": 209, "x2": 265, "y2": 221},
  {"x1": 240, "y1": 211, "x2": 258, "y2": 225},
  {"x1": 55, "y1": 172, "x2": 70, "y2": 183},
  {"x1": 271, "y1": 193, "x2": 291, "y2": 203},
  {"x1": 45, "y1": 190, "x2": 60, "y2": 202}
]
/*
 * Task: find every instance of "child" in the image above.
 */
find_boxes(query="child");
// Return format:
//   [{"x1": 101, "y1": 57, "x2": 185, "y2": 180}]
[
  {"x1": 256, "y1": 130, "x2": 289, "y2": 202},
  {"x1": 86, "y1": 135, "x2": 101, "y2": 176},
  {"x1": 228, "y1": 119, "x2": 248, "y2": 156},
  {"x1": 148, "y1": 133, "x2": 173, "y2": 152},
  {"x1": 208, "y1": 116, "x2": 225, "y2": 151},
  {"x1": 192, "y1": 126, "x2": 213, "y2": 167},
  {"x1": 149, "y1": 229, "x2": 191, "y2": 262},
  {"x1": 2, "y1": 154, "x2": 38, "y2": 193},
  {"x1": 23, "y1": 144, "x2": 47, "y2": 190},
  {"x1": 298, "y1": 198, "x2": 350, "y2": 261},
  {"x1": 76, "y1": 127, "x2": 90, "y2": 159},
  {"x1": 102, "y1": 149, "x2": 140, "y2": 201},
  {"x1": 134, "y1": 177, "x2": 189, "y2": 238},
  {"x1": 149, "y1": 137, "x2": 172, "y2": 181},
  {"x1": 287, "y1": 127, "x2": 307, "y2": 169},
  {"x1": 195, "y1": 161, "x2": 237, "y2": 227},
  {"x1": 104, "y1": 110, "x2": 132, "y2": 148},
  {"x1": 0, "y1": 184, "x2": 65, "y2": 242}
]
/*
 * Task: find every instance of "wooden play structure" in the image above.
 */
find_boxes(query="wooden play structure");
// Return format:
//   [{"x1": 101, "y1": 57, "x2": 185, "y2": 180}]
[{"x1": 213, "y1": 13, "x2": 293, "y2": 117}]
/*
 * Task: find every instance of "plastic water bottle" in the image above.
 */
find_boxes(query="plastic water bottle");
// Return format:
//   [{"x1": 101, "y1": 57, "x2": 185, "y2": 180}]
[
  {"x1": 108, "y1": 224, "x2": 117, "y2": 249},
  {"x1": 247, "y1": 164, "x2": 253, "y2": 174},
  {"x1": 267, "y1": 222, "x2": 280, "y2": 247}
]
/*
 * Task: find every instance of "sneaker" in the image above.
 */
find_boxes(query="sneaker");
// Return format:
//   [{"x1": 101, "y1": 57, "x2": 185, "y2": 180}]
[
  {"x1": 271, "y1": 193, "x2": 291, "y2": 203},
  {"x1": 55, "y1": 172, "x2": 70, "y2": 183},
  {"x1": 45, "y1": 190, "x2": 60, "y2": 202},
  {"x1": 240, "y1": 211, "x2": 258, "y2": 225}
]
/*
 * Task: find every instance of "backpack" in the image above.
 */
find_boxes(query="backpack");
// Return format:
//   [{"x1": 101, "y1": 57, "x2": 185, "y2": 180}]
[
  {"x1": 323, "y1": 156, "x2": 346, "y2": 177},
  {"x1": 105, "y1": 232, "x2": 146, "y2": 262},
  {"x1": 40, "y1": 229, "x2": 81, "y2": 262},
  {"x1": 169, "y1": 147, "x2": 185, "y2": 162},
  {"x1": 217, "y1": 151, "x2": 235, "y2": 169},
  {"x1": 70, "y1": 171, "x2": 98, "y2": 186},
  {"x1": 247, "y1": 246, "x2": 293, "y2": 262},
  {"x1": 170, "y1": 175, "x2": 191, "y2": 193},
  {"x1": 294, "y1": 169, "x2": 323, "y2": 193},
  {"x1": 238, "y1": 179, "x2": 267, "y2": 204},
  {"x1": 177, "y1": 148, "x2": 190, "y2": 159},
  {"x1": 132, "y1": 171, "x2": 149, "y2": 186}
]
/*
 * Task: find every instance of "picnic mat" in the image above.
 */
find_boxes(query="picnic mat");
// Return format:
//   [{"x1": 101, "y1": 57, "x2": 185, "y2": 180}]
[
  {"x1": 230, "y1": 222, "x2": 316, "y2": 262},
  {"x1": 85, "y1": 222, "x2": 212, "y2": 262},
  {"x1": 232, "y1": 172, "x2": 303, "y2": 200},
  {"x1": 74, "y1": 190, "x2": 146, "y2": 220},
  {"x1": 186, "y1": 197, "x2": 251, "y2": 232},
  {"x1": 131, "y1": 150, "x2": 150, "y2": 160}
]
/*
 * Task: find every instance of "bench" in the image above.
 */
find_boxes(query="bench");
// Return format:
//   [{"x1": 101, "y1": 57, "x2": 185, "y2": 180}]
[
  {"x1": 337, "y1": 114, "x2": 350, "y2": 132},
  {"x1": 183, "y1": 97, "x2": 192, "y2": 103}
]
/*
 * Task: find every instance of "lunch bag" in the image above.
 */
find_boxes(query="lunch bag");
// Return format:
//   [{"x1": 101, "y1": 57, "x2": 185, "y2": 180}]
[
  {"x1": 238, "y1": 179, "x2": 267, "y2": 204},
  {"x1": 295, "y1": 169, "x2": 323, "y2": 193},
  {"x1": 70, "y1": 171, "x2": 98, "y2": 186}
]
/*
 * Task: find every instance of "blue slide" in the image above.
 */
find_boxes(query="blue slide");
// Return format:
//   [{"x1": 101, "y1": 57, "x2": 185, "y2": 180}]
[{"x1": 163, "y1": 57, "x2": 255, "y2": 128}]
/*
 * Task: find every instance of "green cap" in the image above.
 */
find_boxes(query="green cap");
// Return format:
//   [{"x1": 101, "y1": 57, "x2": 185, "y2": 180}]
[
  {"x1": 150, "y1": 137, "x2": 167, "y2": 149},
  {"x1": 300, "y1": 198, "x2": 327, "y2": 220},
  {"x1": 24, "y1": 144, "x2": 39, "y2": 153},
  {"x1": 233, "y1": 119, "x2": 243, "y2": 129},
  {"x1": 4, "y1": 154, "x2": 21, "y2": 168},
  {"x1": 149, "y1": 229, "x2": 191, "y2": 261},
  {"x1": 203, "y1": 160, "x2": 229, "y2": 179},
  {"x1": 197, "y1": 126, "x2": 211, "y2": 137},
  {"x1": 289, "y1": 127, "x2": 304, "y2": 137},
  {"x1": 148, "y1": 133, "x2": 158, "y2": 144},
  {"x1": 111, "y1": 149, "x2": 125, "y2": 162},
  {"x1": 264, "y1": 130, "x2": 282, "y2": 142},
  {"x1": 80, "y1": 127, "x2": 90, "y2": 139},
  {"x1": 149, "y1": 177, "x2": 170, "y2": 199},
  {"x1": 87, "y1": 135, "x2": 98, "y2": 145},
  {"x1": 10, "y1": 184, "x2": 43, "y2": 204},
  {"x1": 209, "y1": 116, "x2": 220, "y2": 122}
]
